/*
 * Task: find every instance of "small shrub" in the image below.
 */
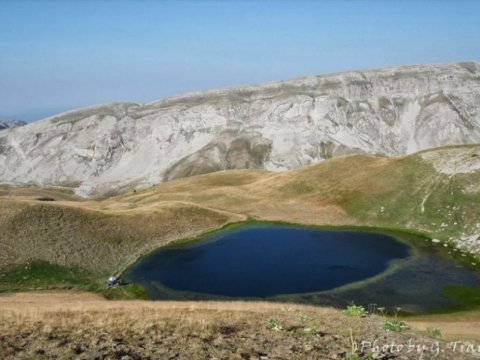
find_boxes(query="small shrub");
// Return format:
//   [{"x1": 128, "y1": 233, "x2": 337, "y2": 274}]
[
  {"x1": 383, "y1": 319, "x2": 408, "y2": 332},
  {"x1": 342, "y1": 305, "x2": 368, "y2": 317},
  {"x1": 265, "y1": 319, "x2": 283, "y2": 331},
  {"x1": 383, "y1": 307, "x2": 408, "y2": 332}
]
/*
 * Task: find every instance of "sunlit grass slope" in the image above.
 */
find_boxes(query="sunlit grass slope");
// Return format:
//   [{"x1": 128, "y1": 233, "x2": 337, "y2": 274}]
[{"x1": 1, "y1": 145, "x2": 479, "y2": 291}]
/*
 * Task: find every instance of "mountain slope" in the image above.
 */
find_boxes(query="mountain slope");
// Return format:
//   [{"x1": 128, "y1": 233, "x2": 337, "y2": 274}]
[
  {"x1": 0, "y1": 120, "x2": 26, "y2": 131},
  {"x1": 1, "y1": 145, "x2": 479, "y2": 278},
  {"x1": 0, "y1": 62, "x2": 480, "y2": 197}
]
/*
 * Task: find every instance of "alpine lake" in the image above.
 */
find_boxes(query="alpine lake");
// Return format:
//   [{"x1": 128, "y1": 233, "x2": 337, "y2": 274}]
[{"x1": 123, "y1": 223, "x2": 480, "y2": 314}]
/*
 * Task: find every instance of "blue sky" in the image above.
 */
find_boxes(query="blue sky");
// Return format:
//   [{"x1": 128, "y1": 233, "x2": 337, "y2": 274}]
[{"x1": 1, "y1": 0, "x2": 479, "y2": 121}]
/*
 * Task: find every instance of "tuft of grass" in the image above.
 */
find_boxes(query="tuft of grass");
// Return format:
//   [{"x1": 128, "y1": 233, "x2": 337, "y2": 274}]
[
  {"x1": 265, "y1": 318, "x2": 283, "y2": 331},
  {"x1": 383, "y1": 319, "x2": 409, "y2": 332},
  {"x1": 383, "y1": 308, "x2": 409, "y2": 332},
  {"x1": 342, "y1": 305, "x2": 368, "y2": 317},
  {"x1": 425, "y1": 327, "x2": 442, "y2": 338}
]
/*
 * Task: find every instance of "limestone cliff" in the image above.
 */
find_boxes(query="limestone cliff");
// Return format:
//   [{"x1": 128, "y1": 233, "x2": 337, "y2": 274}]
[{"x1": 1, "y1": 62, "x2": 479, "y2": 197}]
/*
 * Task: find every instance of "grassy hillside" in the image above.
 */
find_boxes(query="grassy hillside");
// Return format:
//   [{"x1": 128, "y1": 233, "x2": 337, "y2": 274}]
[
  {"x1": 1, "y1": 145, "x2": 480, "y2": 357},
  {"x1": 1, "y1": 145, "x2": 479, "y2": 290}
]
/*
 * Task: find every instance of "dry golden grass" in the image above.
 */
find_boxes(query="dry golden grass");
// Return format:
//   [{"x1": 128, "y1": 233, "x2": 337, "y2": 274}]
[
  {"x1": 1, "y1": 149, "x2": 480, "y2": 358},
  {"x1": 408, "y1": 311, "x2": 480, "y2": 341},
  {"x1": 1, "y1": 292, "x2": 477, "y2": 359},
  {"x1": 0, "y1": 157, "x2": 362, "y2": 276},
  {"x1": 2, "y1": 148, "x2": 480, "y2": 277}
]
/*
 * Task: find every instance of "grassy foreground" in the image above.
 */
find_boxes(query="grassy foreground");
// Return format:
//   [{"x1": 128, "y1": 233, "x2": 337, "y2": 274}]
[{"x1": 0, "y1": 292, "x2": 479, "y2": 360}]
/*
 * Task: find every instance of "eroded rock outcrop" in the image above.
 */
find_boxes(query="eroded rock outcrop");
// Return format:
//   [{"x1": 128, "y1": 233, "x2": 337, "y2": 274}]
[
  {"x1": 0, "y1": 120, "x2": 26, "y2": 131},
  {"x1": 1, "y1": 62, "x2": 479, "y2": 196}
]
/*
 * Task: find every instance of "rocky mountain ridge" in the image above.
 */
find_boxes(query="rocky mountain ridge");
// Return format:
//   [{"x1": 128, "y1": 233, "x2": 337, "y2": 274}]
[
  {"x1": 0, "y1": 62, "x2": 479, "y2": 197},
  {"x1": 0, "y1": 120, "x2": 26, "y2": 131}
]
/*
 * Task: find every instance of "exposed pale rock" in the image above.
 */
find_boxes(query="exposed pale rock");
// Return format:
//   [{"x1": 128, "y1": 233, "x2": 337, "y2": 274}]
[
  {"x1": 1, "y1": 62, "x2": 480, "y2": 197},
  {"x1": 420, "y1": 146, "x2": 480, "y2": 175},
  {"x1": 0, "y1": 120, "x2": 26, "y2": 131}
]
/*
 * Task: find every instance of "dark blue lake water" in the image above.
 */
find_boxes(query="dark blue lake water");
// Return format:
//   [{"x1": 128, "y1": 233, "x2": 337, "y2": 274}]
[{"x1": 125, "y1": 225, "x2": 410, "y2": 297}]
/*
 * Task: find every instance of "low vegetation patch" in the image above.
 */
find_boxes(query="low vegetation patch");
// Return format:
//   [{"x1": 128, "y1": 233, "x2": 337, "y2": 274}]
[
  {"x1": 342, "y1": 304, "x2": 368, "y2": 317},
  {"x1": 382, "y1": 308, "x2": 409, "y2": 332},
  {"x1": 102, "y1": 283, "x2": 148, "y2": 300},
  {"x1": 265, "y1": 318, "x2": 284, "y2": 331},
  {"x1": 383, "y1": 318, "x2": 409, "y2": 332},
  {"x1": 424, "y1": 327, "x2": 442, "y2": 338},
  {"x1": 442, "y1": 285, "x2": 480, "y2": 308},
  {"x1": 0, "y1": 261, "x2": 98, "y2": 293}
]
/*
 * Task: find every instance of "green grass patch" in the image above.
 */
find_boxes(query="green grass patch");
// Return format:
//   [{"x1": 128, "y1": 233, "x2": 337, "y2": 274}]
[
  {"x1": 265, "y1": 318, "x2": 284, "y2": 331},
  {"x1": 342, "y1": 304, "x2": 368, "y2": 317},
  {"x1": 0, "y1": 260, "x2": 149, "y2": 300},
  {"x1": 383, "y1": 319, "x2": 409, "y2": 332},
  {"x1": 102, "y1": 283, "x2": 148, "y2": 300},
  {"x1": 0, "y1": 261, "x2": 99, "y2": 292},
  {"x1": 442, "y1": 285, "x2": 480, "y2": 308}
]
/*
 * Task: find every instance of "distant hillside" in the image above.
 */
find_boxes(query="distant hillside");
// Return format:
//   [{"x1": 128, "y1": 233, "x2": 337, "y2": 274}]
[
  {"x1": 0, "y1": 119, "x2": 26, "y2": 131},
  {"x1": 1, "y1": 62, "x2": 479, "y2": 197}
]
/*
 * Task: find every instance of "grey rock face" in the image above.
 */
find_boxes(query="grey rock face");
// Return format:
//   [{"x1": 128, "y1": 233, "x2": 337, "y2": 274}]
[
  {"x1": 1, "y1": 62, "x2": 480, "y2": 197},
  {"x1": 0, "y1": 120, "x2": 26, "y2": 131},
  {"x1": 163, "y1": 130, "x2": 272, "y2": 181}
]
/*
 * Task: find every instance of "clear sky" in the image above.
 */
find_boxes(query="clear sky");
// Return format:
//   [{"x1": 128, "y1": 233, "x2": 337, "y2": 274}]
[{"x1": 1, "y1": 0, "x2": 479, "y2": 121}]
